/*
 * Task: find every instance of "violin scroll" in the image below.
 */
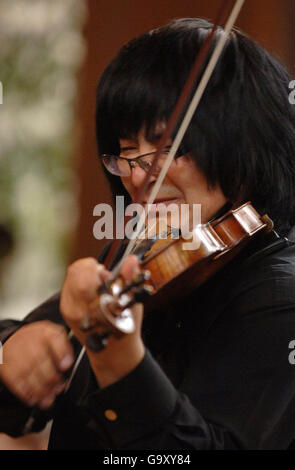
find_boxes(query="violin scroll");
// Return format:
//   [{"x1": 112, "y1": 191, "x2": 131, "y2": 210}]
[{"x1": 79, "y1": 269, "x2": 153, "y2": 351}]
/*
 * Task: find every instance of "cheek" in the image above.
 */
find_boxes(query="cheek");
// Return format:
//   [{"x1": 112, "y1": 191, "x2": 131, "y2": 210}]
[
  {"x1": 119, "y1": 177, "x2": 135, "y2": 200},
  {"x1": 168, "y1": 157, "x2": 200, "y2": 191},
  {"x1": 121, "y1": 177, "x2": 131, "y2": 193}
]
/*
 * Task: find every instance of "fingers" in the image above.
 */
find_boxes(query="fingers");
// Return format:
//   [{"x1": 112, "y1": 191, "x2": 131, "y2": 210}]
[
  {"x1": 59, "y1": 255, "x2": 143, "y2": 359},
  {"x1": 46, "y1": 325, "x2": 74, "y2": 372},
  {"x1": 120, "y1": 255, "x2": 140, "y2": 281},
  {"x1": 0, "y1": 321, "x2": 75, "y2": 409},
  {"x1": 60, "y1": 259, "x2": 112, "y2": 327},
  {"x1": 65, "y1": 258, "x2": 110, "y2": 302},
  {"x1": 4, "y1": 353, "x2": 64, "y2": 408},
  {"x1": 97, "y1": 263, "x2": 111, "y2": 283},
  {"x1": 17, "y1": 355, "x2": 63, "y2": 408},
  {"x1": 62, "y1": 256, "x2": 139, "y2": 322}
]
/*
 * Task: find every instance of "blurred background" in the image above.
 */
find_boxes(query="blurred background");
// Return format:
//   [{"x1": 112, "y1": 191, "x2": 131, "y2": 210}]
[{"x1": 0, "y1": 0, "x2": 294, "y2": 450}]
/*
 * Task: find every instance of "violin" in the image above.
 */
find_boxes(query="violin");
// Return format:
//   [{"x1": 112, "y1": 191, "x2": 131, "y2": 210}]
[{"x1": 80, "y1": 201, "x2": 273, "y2": 351}]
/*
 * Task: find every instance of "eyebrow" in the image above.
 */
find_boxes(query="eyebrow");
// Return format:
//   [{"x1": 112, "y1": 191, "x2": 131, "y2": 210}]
[{"x1": 120, "y1": 146, "x2": 137, "y2": 152}]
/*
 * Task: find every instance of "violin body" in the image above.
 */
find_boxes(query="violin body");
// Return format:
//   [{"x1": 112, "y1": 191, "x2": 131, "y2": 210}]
[{"x1": 139, "y1": 202, "x2": 273, "y2": 310}]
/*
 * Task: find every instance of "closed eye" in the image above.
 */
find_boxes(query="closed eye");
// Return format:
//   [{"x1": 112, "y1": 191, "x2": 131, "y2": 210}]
[{"x1": 120, "y1": 146, "x2": 138, "y2": 157}]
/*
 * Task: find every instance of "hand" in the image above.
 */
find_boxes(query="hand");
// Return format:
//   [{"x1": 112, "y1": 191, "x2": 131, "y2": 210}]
[
  {"x1": 60, "y1": 255, "x2": 145, "y2": 388},
  {"x1": 0, "y1": 321, "x2": 74, "y2": 408}
]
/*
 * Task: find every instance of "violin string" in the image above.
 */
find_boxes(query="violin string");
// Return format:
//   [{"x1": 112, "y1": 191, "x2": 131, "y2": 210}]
[
  {"x1": 111, "y1": 0, "x2": 245, "y2": 277},
  {"x1": 64, "y1": 0, "x2": 245, "y2": 393}
]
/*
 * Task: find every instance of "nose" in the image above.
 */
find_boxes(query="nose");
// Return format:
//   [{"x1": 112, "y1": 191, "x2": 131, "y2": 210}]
[{"x1": 129, "y1": 163, "x2": 156, "y2": 188}]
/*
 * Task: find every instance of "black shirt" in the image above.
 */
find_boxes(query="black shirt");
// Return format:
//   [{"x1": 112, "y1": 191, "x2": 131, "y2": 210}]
[{"x1": 1, "y1": 231, "x2": 295, "y2": 449}]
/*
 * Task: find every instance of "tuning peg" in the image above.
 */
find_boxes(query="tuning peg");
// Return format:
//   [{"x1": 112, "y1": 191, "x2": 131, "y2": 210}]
[
  {"x1": 98, "y1": 276, "x2": 119, "y2": 295},
  {"x1": 121, "y1": 270, "x2": 151, "y2": 295},
  {"x1": 133, "y1": 285, "x2": 154, "y2": 303},
  {"x1": 117, "y1": 293, "x2": 133, "y2": 309},
  {"x1": 86, "y1": 332, "x2": 109, "y2": 352},
  {"x1": 134, "y1": 269, "x2": 151, "y2": 283}
]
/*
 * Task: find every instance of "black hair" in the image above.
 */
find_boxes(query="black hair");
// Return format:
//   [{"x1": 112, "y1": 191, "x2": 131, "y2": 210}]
[{"x1": 96, "y1": 18, "x2": 295, "y2": 235}]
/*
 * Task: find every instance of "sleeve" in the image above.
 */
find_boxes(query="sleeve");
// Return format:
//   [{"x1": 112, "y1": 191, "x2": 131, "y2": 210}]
[
  {"x1": 81, "y1": 350, "x2": 240, "y2": 450},
  {"x1": 0, "y1": 293, "x2": 65, "y2": 437},
  {"x1": 0, "y1": 245, "x2": 111, "y2": 438},
  {"x1": 79, "y1": 256, "x2": 295, "y2": 450}
]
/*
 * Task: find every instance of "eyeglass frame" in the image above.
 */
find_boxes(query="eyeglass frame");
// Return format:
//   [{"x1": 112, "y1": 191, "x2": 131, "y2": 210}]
[{"x1": 101, "y1": 149, "x2": 185, "y2": 176}]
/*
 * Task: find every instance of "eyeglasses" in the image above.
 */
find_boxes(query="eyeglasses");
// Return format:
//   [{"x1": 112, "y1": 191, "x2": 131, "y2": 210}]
[{"x1": 101, "y1": 149, "x2": 184, "y2": 177}]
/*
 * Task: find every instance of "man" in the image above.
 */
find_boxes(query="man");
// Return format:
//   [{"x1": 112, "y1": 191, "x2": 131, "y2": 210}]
[{"x1": 0, "y1": 18, "x2": 295, "y2": 449}]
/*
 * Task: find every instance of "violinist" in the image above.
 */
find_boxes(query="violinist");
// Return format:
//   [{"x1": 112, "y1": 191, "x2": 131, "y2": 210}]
[{"x1": 1, "y1": 18, "x2": 295, "y2": 450}]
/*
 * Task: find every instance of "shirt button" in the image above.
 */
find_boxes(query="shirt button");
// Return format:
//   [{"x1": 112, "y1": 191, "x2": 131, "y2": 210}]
[{"x1": 104, "y1": 409, "x2": 118, "y2": 421}]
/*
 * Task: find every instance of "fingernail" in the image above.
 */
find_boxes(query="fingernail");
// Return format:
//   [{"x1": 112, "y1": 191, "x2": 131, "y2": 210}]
[{"x1": 59, "y1": 355, "x2": 73, "y2": 370}]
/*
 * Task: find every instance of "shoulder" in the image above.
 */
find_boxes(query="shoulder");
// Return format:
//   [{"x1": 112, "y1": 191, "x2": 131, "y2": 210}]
[
  {"x1": 210, "y1": 233, "x2": 295, "y2": 323},
  {"x1": 233, "y1": 236, "x2": 295, "y2": 303}
]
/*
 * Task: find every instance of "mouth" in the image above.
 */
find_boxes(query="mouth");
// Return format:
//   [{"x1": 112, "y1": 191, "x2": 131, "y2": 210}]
[
  {"x1": 143, "y1": 197, "x2": 180, "y2": 206},
  {"x1": 143, "y1": 198, "x2": 182, "y2": 222}
]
